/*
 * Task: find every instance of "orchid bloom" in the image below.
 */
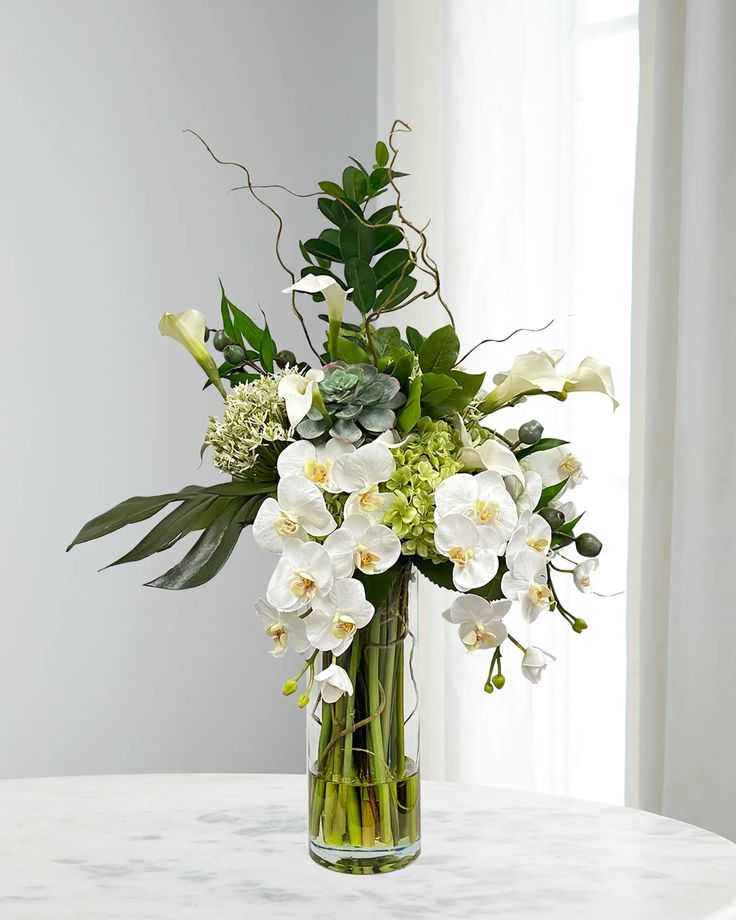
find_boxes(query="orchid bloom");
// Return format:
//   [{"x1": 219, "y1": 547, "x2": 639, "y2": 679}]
[
  {"x1": 283, "y1": 275, "x2": 351, "y2": 359},
  {"x1": 158, "y1": 309, "x2": 226, "y2": 397},
  {"x1": 434, "y1": 471, "x2": 518, "y2": 546},
  {"x1": 278, "y1": 368, "x2": 325, "y2": 428},
  {"x1": 573, "y1": 558, "x2": 599, "y2": 594},
  {"x1": 331, "y1": 441, "x2": 396, "y2": 524},
  {"x1": 501, "y1": 546, "x2": 552, "y2": 622},
  {"x1": 255, "y1": 599, "x2": 310, "y2": 657},
  {"x1": 276, "y1": 439, "x2": 354, "y2": 492},
  {"x1": 434, "y1": 513, "x2": 500, "y2": 591},
  {"x1": 323, "y1": 514, "x2": 401, "y2": 579},
  {"x1": 521, "y1": 445, "x2": 585, "y2": 489},
  {"x1": 442, "y1": 595, "x2": 511, "y2": 652},
  {"x1": 315, "y1": 663, "x2": 354, "y2": 703},
  {"x1": 563, "y1": 357, "x2": 618, "y2": 409},
  {"x1": 521, "y1": 646, "x2": 557, "y2": 684},
  {"x1": 479, "y1": 350, "x2": 566, "y2": 413},
  {"x1": 306, "y1": 578, "x2": 374, "y2": 655},
  {"x1": 505, "y1": 511, "x2": 552, "y2": 565},
  {"x1": 266, "y1": 538, "x2": 334, "y2": 613},
  {"x1": 253, "y1": 476, "x2": 336, "y2": 553},
  {"x1": 505, "y1": 470, "x2": 544, "y2": 517}
]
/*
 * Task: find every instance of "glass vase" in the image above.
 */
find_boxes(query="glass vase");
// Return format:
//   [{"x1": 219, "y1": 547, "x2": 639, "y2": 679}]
[{"x1": 307, "y1": 564, "x2": 420, "y2": 874}]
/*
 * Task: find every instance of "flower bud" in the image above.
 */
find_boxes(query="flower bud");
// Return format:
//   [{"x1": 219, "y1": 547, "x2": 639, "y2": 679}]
[
  {"x1": 223, "y1": 344, "x2": 246, "y2": 366},
  {"x1": 483, "y1": 681, "x2": 494, "y2": 694},
  {"x1": 538, "y1": 507, "x2": 565, "y2": 531},
  {"x1": 213, "y1": 329, "x2": 235, "y2": 352},
  {"x1": 297, "y1": 693, "x2": 310, "y2": 709},
  {"x1": 518, "y1": 419, "x2": 544, "y2": 444},
  {"x1": 282, "y1": 679, "x2": 298, "y2": 696},
  {"x1": 572, "y1": 618, "x2": 588, "y2": 634},
  {"x1": 576, "y1": 533, "x2": 602, "y2": 557},
  {"x1": 276, "y1": 349, "x2": 297, "y2": 369},
  {"x1": 492, "y1": 674, "x2": 506, "y2": 689}
]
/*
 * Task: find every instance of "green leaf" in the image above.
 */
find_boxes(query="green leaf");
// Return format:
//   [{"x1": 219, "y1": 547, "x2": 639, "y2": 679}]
[
  {"x1": 298, "y1": 240, "x2": 315, "y2": 265},
  {"x1": 373, "y1": 249, "x2": 411, "y2": 289},
  {"x1": 145, "y1": 497, "x2": 261, "y2": 590},
  {"x1": 219, "y1": 282, "x2": 239, "y2": 344},
  {"x1": 317, "y1": 197, "x2": 343, "y2": 226},
  {"x1": 371, "y1": 326, "x2": 402, "y2": 358},
  {"x1": 557, "y1": 512, "x2": 585, "y2": 535},
  {"x1": 349, "y1": 156, "x2": 370, "y2": 174},
  {"x1": 440, "y1": 369, "x2": 486, "y2": 412},
  {"x1": 339, "y1": 220, "x2": 375, "y2": 262},
  {"x1": 200, "y1": 480, "x2": 276, "y2": 495},
  {"x1": 68, "y1": 491, "x2": 195, "y2": 550},
  {"x1": 342, "y1": 166, "x2": 368, "y2": 203},
  {"x1": 516, "y1": 438, "x2": 570, "y2": 460},
  {"x1": 303, "y1": 237, "x2": 341, "y2": 262},
  {"x1": 368, "y1": 168, "x2": 390, "y2": 193},
  {"x1": 418, "y1": 325, "x2": 460, "y2": 373},
  {"x1": 551, "y1": 533, "x2": 575, "y2": 550},
  {"x1": 355, "y1": 563, "x2": 404, "y2": 607},
  {"x1": 373, "y1": 225, "x2": 404, "y2": 254},
  {"x1": 375, "y1": 141, "x2": 389, "y2": 167},
  {"x1": 369, "y1": 205, "x2": 396, "y2": 225},
  {"x1": 414, "y1": 557, "x2": 455, "y2": 591},
  {"x1": 259, "y1": 322, "x2": 277, "y2": 373},
  {"x1": 419, "y1": 372, "x2": 461, "y2": 406},
  {"x1": 398, "y1": 375, "x2": 422, "y2": 432},
  {"x1": 386, "y1": 352, "x2": 414, "y2": 388},
  {"x1": 406, "y1": 326, "x2": 425, "y2": 353},
  {"x1": 318, "y1": 180, "x2": 344, "y2": 198},
  {"x1": 333, "y1": 198, "x2": 363, "y2": 223},
  {"x1": 344, "y1": 257, "x2": 377, "y2": 314},
  {"x1": 336, "y1": 336, "x2": 370, "y2": 364},
  {"x1": 374, "y1": 275, "x2": 417, "y2": 312},
  {"x1": 535, "y1": 478, "x2": 569, "y2": 510}
]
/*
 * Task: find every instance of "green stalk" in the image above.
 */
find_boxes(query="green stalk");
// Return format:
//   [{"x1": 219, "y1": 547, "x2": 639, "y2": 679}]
[
  {"x1": 367, "y1": 611, "x2": 393, "y2": 845},
  {"x1": 323, "y1": 696, "x2": 345, "y2": 844},
  {"x1": 381, "y1": 607, "x2": 398, "y2": 769},
  {"x1": 341, "y1": 634, "x2": 363, "y2": 846},
  {"x1": 309, "y1": 700, "x2": 332, "y2": 838}
]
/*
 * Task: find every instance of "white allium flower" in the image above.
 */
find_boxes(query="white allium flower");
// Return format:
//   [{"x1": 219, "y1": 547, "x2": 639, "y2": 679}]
[
  {"x1": 253, "y1": 477, "x2": 336, "y2": 553},
  {"x1": 315, "y1": 663, "x2": 354, "y2": 703},
  {"x1": 434, "y1": 513, "x2": 500, "y2": 591},
  {"x1": 505, "y1": 511, "x2": 552, "y2": 565},
  {"x1": 331, "y1": 441, "x2": 396, "y2": 524},
  {"x1": 573, "y1": 558, "x2": 599, "y2": 594},
  {"x1": 266, "y1": 539, "x2": 334, "y2": 613},
  {"x1": 276, "y1": 439, "x2": 354, "y2": 492},
  {"x1": 521, "y1": 646, "x2": 556, "y2": 684},
  {"x1": 255, "y1": 599, "x2": 310, "y2": 657},
  {"x1": 278, "y1": 368, "x2": 325, "y2": 428},
  {"x1": 323, "y1": 514, "x2": 401, "y2": 578},
  {"x1": 505, "y1": 470, "x2": 543, "y2": 517},
  {"x1": 442, "y1": 595, "x2": 510, "y2": 652},
  {"x1": 501, "y1": 546, "x2": 552, "y2": 622},
  {"x1": 521, "y1": 445, "x2": 586, "y2": 490},
  {"x1": 306, "y1": 578, "x2": 374, "y2": 655},
  {"x1": 434, "y1": 471, "x2": 518, "y2": 546}
]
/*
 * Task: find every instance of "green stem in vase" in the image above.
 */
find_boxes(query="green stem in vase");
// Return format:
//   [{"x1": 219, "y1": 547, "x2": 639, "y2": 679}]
[
  {"x1": 342, "y1": 634, "x2": 363, "y2": 846},
  {"x1": 367, "y1": 610, "x2": 393, "y2": 845}
]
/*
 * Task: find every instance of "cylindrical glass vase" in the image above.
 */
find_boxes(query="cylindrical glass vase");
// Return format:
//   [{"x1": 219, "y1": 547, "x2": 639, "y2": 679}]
[{"x1": 307, "y1": 564, "x2": 420, "y2": 874}]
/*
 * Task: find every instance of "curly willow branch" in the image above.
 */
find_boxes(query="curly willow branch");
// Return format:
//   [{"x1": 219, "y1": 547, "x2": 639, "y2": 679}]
[
  {"x1": 317, "y1": 684, "x2": 387, "y2": 769},
  {"x1": 458, "y1": 319, "x2": 556, "y2": 364},
  {"x1": 184, "y1": 129, "x2": 321, "y2": 361}
]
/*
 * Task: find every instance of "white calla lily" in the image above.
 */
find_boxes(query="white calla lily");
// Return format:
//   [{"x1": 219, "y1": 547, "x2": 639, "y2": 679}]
[
  {"x1": 521, "y1": 646, "x2": 557, "y2": 684},
  {"x1": 475, "y1": 438, "x2": 524, "y2": 485},
  {"x1": 505, "y1": 511, "x2": 552, "y2": 565},
  {"x1": 434, "y1": 471, "x2": 518, "y2": 545},
  {"x1": 563, "y1": 357, "x2": 618, "y2": 409},
  {"x1": 501, "y1": 546, "x2": 552, "y2": 622},
  {"x1": 315, "y1": 663, "x2": 354, "y2": 703},
  {"x1": 332, "y1": 441, "x2": 396, "y2": 524},
  {"x1": 479, "y1": 350, "x2": 566, "y2": 413},
  {"x1": 253, "y1": 476, "x2": 336, "y2": 553},
  {"x1": 306, "y1": 578, "x2": 374, "y2": 655},
  {"x1": 158, "y1": 309, "x2": 226, "y2": 397},
  {"x1": 434, "y1": 513, "x2": 500, "y2": 591},
  {"x1": 266, "y1": 538, "x2": 334, "y2": 613},
  {"x1": 505, "y1": 470, "x2": 543, "y2": 516},
  {"x1": 324, "y1": 514, "x2": 401, "y2": 578},
  {"x1": 521, "y1": 445, "x2": 585, "y2": 490},
  {"x1": 278, "y1": 368, "x2": 325, "y2": 428},
  {"x1": 276, "y1": 439, "x2": 354, "y2": 492},
  {"x1": 283, "y1": 275, "x2": 351, "y2": 358},
  {"x1": 573, "y1": 558, "x2": 599, "y2": 594},
  {"x1": 255, "y1": 599, "x2": 310, "y2": 657},
  {"x1": 442, "y1": 595, "x2": 511, "y2": 652}
]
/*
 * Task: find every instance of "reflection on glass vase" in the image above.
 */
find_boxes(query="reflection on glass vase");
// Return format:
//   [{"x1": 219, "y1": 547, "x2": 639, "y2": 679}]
[{"x1": 307, "y1": 564, "x2": 420, "y2": 874}]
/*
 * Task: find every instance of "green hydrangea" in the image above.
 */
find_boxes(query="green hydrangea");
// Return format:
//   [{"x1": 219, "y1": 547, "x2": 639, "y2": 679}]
[{"x1": 383, "y1": 418, "x2": 463, "y2": 561}]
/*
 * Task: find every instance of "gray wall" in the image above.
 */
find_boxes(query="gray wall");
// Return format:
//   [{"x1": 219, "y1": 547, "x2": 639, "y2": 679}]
[{"x1": 0, "y1": 0, "x2": 376, "y2": 777}]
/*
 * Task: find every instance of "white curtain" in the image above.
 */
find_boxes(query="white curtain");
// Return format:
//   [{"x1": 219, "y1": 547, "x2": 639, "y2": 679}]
[
  {"x1": 627, "y1": 0, "x2": 736, "y2": 841},
  {"x1": 378, "y1": 1, "x2": 637, "y2": 801}
]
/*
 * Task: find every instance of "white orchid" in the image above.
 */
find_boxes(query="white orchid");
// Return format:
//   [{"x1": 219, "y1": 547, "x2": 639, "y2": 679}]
[
  {"x1": 278, "y1": 368, "x2": 325, "y2": 428},
  {"x1": 324, "y1": 514, "x2": 401, "y2": 579},
  {"x1": 283, "y1": 275, "x2": 351, "y2": 358},
  {"x1": 331, "y1": 441, "x2": 396, "y2": 523},
  {"x1": 573, "y1": 558, "x2": 599, "y2": 594},
  {"x1": 521, "y1": 646, "x2": 557, "y2": 684},
  {"x1": 315, "y1": 663, "x2": 354, "y2": 703},
  {"x1": 521, "y1": 445, "x2": 585, "y2": 489},
  {"x1": 306, "y1": 578, "x2": 374, "y2": 655},
  {"x1": 266, "y1": 538, "x2": 334, "y2": 613},
  {"x1": 475, "y1": 438, "x2": 524, "y2": 485},
  {"x1": 434, "y1": 514, "x2": 500, "y2": 591},
  {"x1": 563, "y1": 357, "x2": 618, "y2": 409},
  {"x1": 505, "y1": 511, "x2": 552, "y2": 567},
  {"x1": 442, "y1": 595, "x2": 511, "y2": 652},
  {"x1": 434, "y1": 471, "x2": 518, "y2": 546},
  {"x1": 480, "y1": 350, "x2": 566, "y2": 413},
  {"x1": 158, "y1": 309, "x2": 226, "y2": 397},
  {"x1": 276, "y1": 439, "x2": 354, "y2": 492},
  {"x1": 253, "y1": 476, "x2": 336, "y2": 553},
  {"x1": 255, "y1": 599, "x2": 310, "y2": 657},
  {"x1": 505, "y1": 470, "x2": 543, "y2": 516},
  {"x1": 501, "y1": 546, "x2": 552, "y2": 622}
]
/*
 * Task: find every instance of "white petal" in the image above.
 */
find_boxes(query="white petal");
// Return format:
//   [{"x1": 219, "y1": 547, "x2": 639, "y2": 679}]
[
  {"x1": 434, "y1": 473, "x2": 477, "y2": 521},
  {"x1": 332, "y1": 441, "x2": 396, "y2": 492},
  {"x1": 278, "y1": 476, "x2": 336, "y2": 537},
  {"x1": 563, "y1": 356, "x2": 619, "y2": 409},
  {"x1": 255, "y1": 598, "x2": 279, "y2": 626},
  {"x1": 360, "y1": 524, "x2": 401, "y2": 573},
  {"x1": 322, "y1": 528, "x2": 356, "y2": 580},
  {"x1": 444, "y1": 593, "x2": 494, "y2": 625},
  {"x1": 277, "y1": 441, "x2": 316, "y2": 480},
  {"x1": 434, "y1": 514, "x2": 480, "y2": 555},
  {"x1": 476, "y1": 439, "x2": 524, "y2": 484},
  {"x1": 453, "y1": 551, "x2": 498, "y2": 591},
  {"x1": 306, "y1": 609, "x2": 343, "y2": 652},
  {"x1": 253, "y1": 497, "x2": 305, "y2": 553},
  {"x1": 344, "y1": 489, "x2": 393, "y2": 524}
]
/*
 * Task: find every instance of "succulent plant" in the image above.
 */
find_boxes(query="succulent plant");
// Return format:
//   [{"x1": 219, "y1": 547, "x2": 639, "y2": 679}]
[{"x1": 297, "y1": 362, "x2": 406, "y2": 443}]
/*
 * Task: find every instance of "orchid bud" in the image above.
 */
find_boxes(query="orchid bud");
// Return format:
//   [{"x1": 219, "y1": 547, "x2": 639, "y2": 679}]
[
  {"x1": 492, "y1": 674, "x2": 505, "y2": 689},
  {"x1": 282, "y1": 679, "x2": 298, "y2": 696},
  {"x1": 572, "y1": 618, "x2": 588, "y2": 634},
  {"x1": 483, "y1": 681, "x2": 494, "y2": 694},
  {"x1": 297, "y1": 693, "x2": 310, "y2": 709}
]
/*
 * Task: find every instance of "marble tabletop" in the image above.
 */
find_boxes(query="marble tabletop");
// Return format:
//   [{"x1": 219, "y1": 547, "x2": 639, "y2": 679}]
[{"x1": 0, "y1": 774, "x2": 735, "y2": 919}]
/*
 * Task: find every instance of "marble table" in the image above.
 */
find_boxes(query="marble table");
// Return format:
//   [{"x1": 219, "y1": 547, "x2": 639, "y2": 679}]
[{"x1": 1, "y1": 774, "x2": 735, "y2": 919}]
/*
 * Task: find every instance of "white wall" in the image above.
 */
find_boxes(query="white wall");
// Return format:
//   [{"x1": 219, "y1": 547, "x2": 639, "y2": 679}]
[{"x1": 0, "y1": 0, "x2": 376, "y2": 777}]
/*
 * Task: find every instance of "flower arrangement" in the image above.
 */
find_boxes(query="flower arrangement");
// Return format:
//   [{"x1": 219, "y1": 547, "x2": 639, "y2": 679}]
[{"x1": 69, "y1": 122, "x2": 616, "y2": 873}]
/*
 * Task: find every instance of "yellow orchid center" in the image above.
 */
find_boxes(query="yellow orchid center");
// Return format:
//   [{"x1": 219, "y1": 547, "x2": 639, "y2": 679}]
[
  {"x1": 580, "y1": 574, "x2": 591, "y2": 587},
  {"x1": 474, "y1": 499, "x2": 500, "y2": 524},
  {"x1": 356, "y1": 544, "x2": 380, "y2": 573},
  {"x1": 527, "y1": 536, "x2": 549, "y2": 553},
  {"x1": 275, "y1": 514, "x2": 300, "y2": 536},
  {"x1": 291, "y1": 571, "x2": 316, "y2": 598},
  {"x1": 331, "y1": 614, "x2": 357, "y2": 640},
  {"x1": 461, "y1": 623, "x2": 498, "y2": 652},
  {"x1": 265, "y1": 623, "x2": 288, "y2": 653},
  {"x1": 528, "y1": 583, "x2": 552, "y2": 607},
  {"x1": 449, "y1": 546, "x2": 474, "y2": 567},
  {"x1": 358, "y1": 485, "x2": 383, "y2": 513},
  {"x1": 304, "y1": 458, "x2": 330, "y2": 486},
  {"x1": 559, "y1": 454, "x2": 582, "y2": 478}
]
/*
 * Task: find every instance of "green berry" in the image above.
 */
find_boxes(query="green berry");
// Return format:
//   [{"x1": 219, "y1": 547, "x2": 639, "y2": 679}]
[
  {"x1": 576, "y1": 533, "x2": 602, "y2": 557},
  {"x1": 223, "y1": 344, "x2": 246, "y2": 366},
  {"x1": 572, "y1": 618, "x2": 588, "y2": 634},
  {"x1": 213, "y1": 330, "x2": 235, "y2": 352},
  {"x1": 519, "y1": 420, "x2": 544, "y2": 445},
  {"x1": 276, "y1": 349, "x2": 297, "y2": 369},
  {"x1": 538, "y1": 507, "x2": 565, "y2": 531},
  {"x1": 492, "y1": 674, "x2": 506, "y2": 689}
]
